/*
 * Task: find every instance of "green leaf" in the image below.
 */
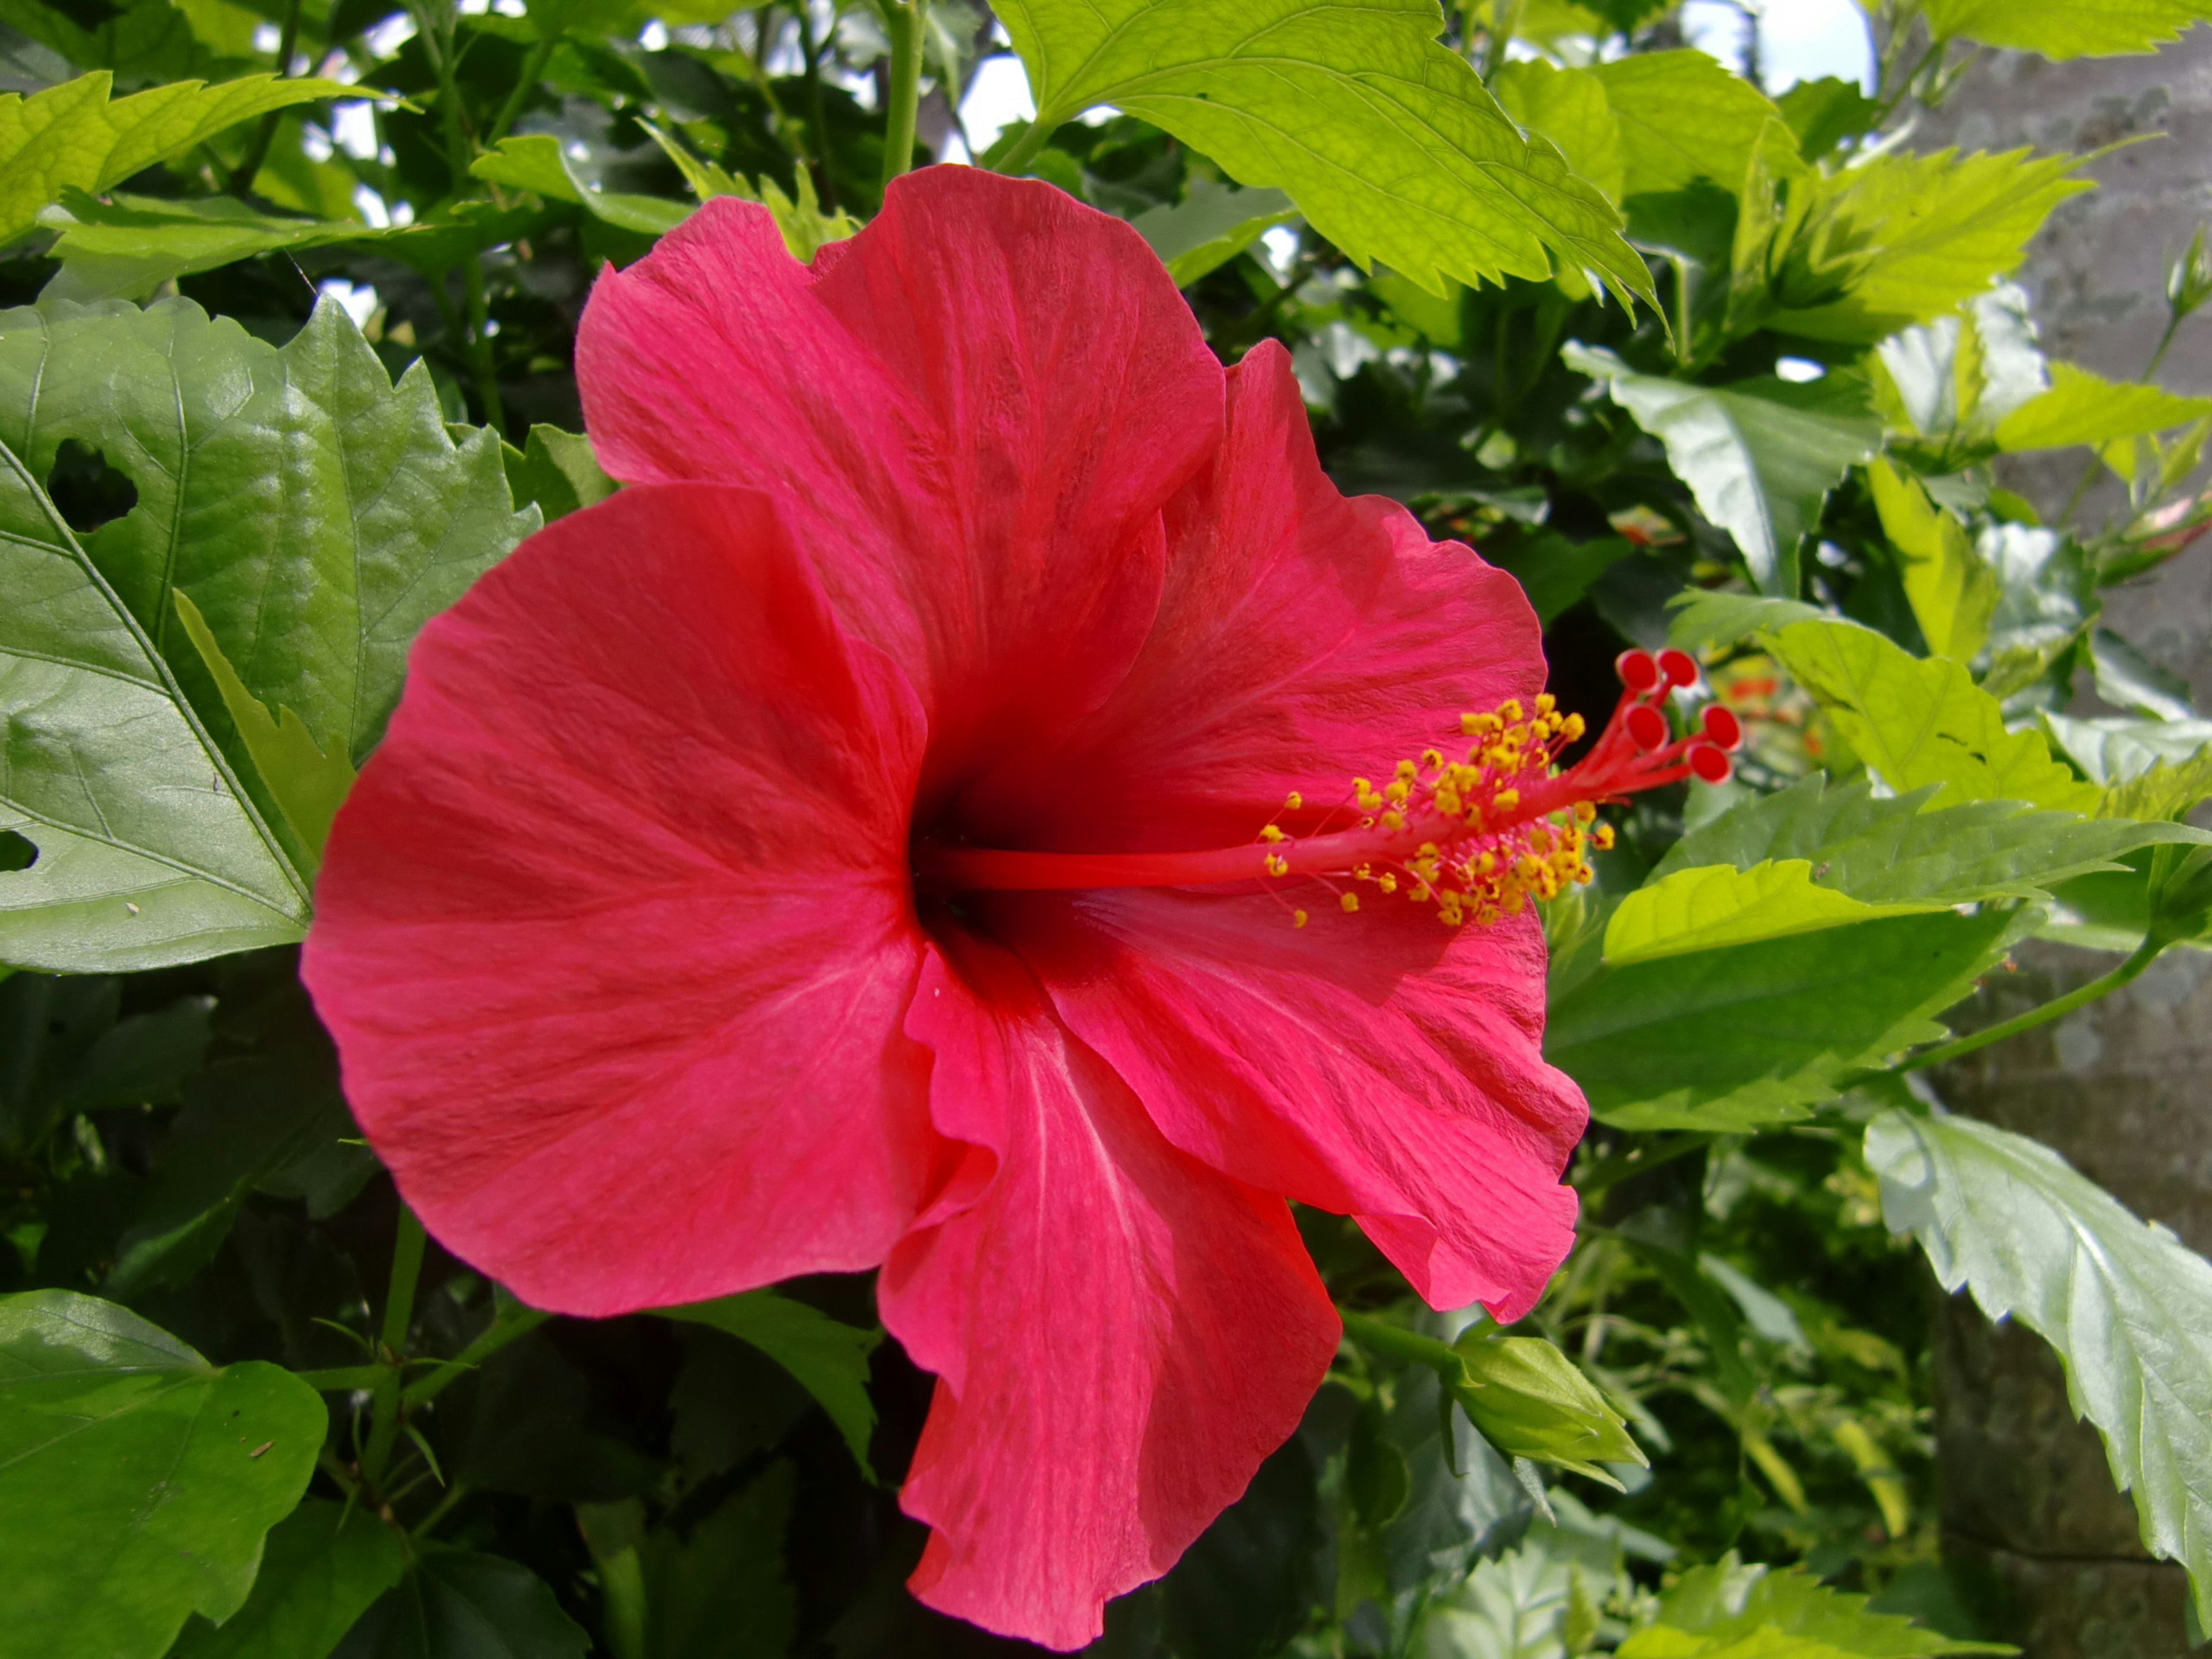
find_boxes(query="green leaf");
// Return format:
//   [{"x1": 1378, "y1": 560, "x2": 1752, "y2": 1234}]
[
  {"x1": 1492, "y1": 58, "x2": 1623, "y2": 204},
  {"x1": 1772, "y1": 149, "x2": 2090, "y2": 343},
  {"x1": 0, "y1": 1289, "x2": 324, "y2": 1659},
  {"x1": 1129, "y1": 178, "x2": 1297, "y2": 287},
  {"x1": 1775, "y1": 76, "x2": 1882, "y2": 165},
  {"x1": 1868, "y1": 457, "x2": 1999, "y2": 662},
  {"x1": 637, "y1": 121, "x2": 857, "y2": 261},
  {"x1": 659, "y1": 1290, "x2": 880, "y2": 1479},
  {"x1": 1922, "y1": 0, "x2": 2212, "y2": 58},
  {"x1": 2091, "y1": 627, "x2": 2197, "y2": 720},
  {"x1": 170, "y1": 1498, "x2": 407, "y2": 1659},
  {"x1": 1547, "y1": 907, "x2": 2028, "y2": 1131},
  {"x1": 1654, "y1": 775, "x2": 2208, "y2": 907},
  {"x1": 331, "y1": 1549, "x2": 590, "y2": 1659},
  {"x1": 1664, "y1": 589, "x2": 1825, "y2": 652},
  {"x1": 639, "y1": 1461, "x2": 797, "y2": 1659},
  {"x1": 1487, "y1": 531, "x2": 1637, "y2": 626},
  {"x1": 1604, "y1": 859, "x2": 1944, "y2": 965},
  {"x1": 1769, "y1": 617, "x2": 2103, "y2": 811},
  {"x1": 0, "y1": 0, "x2": 231, "y2": 90},
  {"x1": 1868, "y1": 1107, "x2": 2212, "y2": 1632},
  {"x1": 2043, "y1": 711, "x2": 2212, "y2": 785},
  {"x1": 0, "y1": 69, "x2": 366, "y2": 247},
  {"x1": 1994, "y1": 361, "x2": 2212, "y2": 453},
  {"x1": 503, "y1": 424, "x2": 616, "y2": 524},
  {"x1": 173, "y1": 590, "x2": 355, "y2": 862},
  {"x1": 1619, "y1": 1552, "x2": 2012, "y2": 1656},
  {"x1": 1449, "y1": 1333, "x2": 1644, "y2": 1484},
  {"x1": 1587, "y1": 48, "x2": 1790, "y2": 200},
  {"x1": 992, "y1": 0, "x2": 1657, "y2": 308},
  {"x1": 471, "y1": 134, "x2": 691, "y2": 236},
  {"x1": 1563, "y1": 343, "x2": 1880, "y2": 593},
  {"x1": 2103, "y1": 749, "x2": 2212, "y2": 822}
]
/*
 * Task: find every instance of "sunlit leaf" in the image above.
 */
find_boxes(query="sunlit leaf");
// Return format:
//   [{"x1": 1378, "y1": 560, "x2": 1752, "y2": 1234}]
[
  {"x1": 1588, "y1": 48, "x2": 1790, "y2": 199},
  {"x1": 0, "y1": 1289, "x2": 324, "y2": 1659},
  {"x1": 1493, "y1": 58, "x2": 1623, "y2": 204},
  {"x1": 1922, "y1": 0, "x2": 2212, "y2": 58},
  {"x1": 1994, "y1": 361, "x2": 2212, "y2": 453},
  {"x1": 471, "y1": 134, "x2": 691, "y2": 236},
  {"x1": 1619, "y1": 1552, "x2": 2011, "y2": 1655},
  {"x1": 1869, "y1": 1108, "x2": 2212, "y2": 1631},
  {"x1": 1604, "y1": 859, "x2": 1942, "y2": 965},
  {"x1": 993, "y1": 0, "x2": 1656, "y2": 307},
  {"x1": 1868, "y1": 457, "x2": 1999, "y2": 662}
]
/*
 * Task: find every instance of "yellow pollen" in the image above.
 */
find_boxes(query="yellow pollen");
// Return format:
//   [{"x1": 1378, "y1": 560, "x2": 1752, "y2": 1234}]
[
  {"x1": 1264, "y1": 853, "x2": 1289, "y2": 876},
  {"x1": 1340, "y1": 892, "x2": 1361, "y2": 914},
  {"x1": 1381, "y1": 809, "x2": 1406, "y2": 831},
  {"x1": 1421, "y1": 748, "x2": 1444, "y2": 769},
  {"x1": 1259, "y1": 825, "x2": 1286, "y2": 843},
  {"x1": 1283, "y1": 791, "x2": 1302, "y2": 810},
  {"x1": 1293, "y1": 908, "x2": 1309, "y2": 927},
  {"x1": 1377, "y1": 873, "x2": 1398, "y2": 893}
]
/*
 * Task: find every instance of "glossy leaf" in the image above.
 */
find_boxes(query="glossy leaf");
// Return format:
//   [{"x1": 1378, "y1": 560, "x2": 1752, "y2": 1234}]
[
  {"x1": 2043, "y1": 711, "x2": 2212, "y2": 786},
  {"x1": 1868, "y1": 457, "x2": 1998, "y2": 663},
  {"x1": 331, "y1": 1549, "x2": 590, "y2": 1659},
  {"x1": 0, "y1": 70, "x2": 363, "y2": 245},
  {"x1": 1547, "y1": 907, "x2": 2027, "y2": 1131},
  {"x1": 1604, "y1": 859, "x2": 1941, "y2": 965},
  {"x1": 1922, "y1": 0, "x2": 2212, "y2": 57},
  {"x1": 1654, "y1": 775, "x2": 2207, "y2": 906},
  {"x1": 992, "y1": 0, "x2": 1656, "y2": 306},
  {"x1": 660, "y1": 1290, "x2": 881, "y2": 1478},
  {"x1": 1588, "y1": 48, "x2": 1789, "y2": 199},
  {"x1": 170, "y1": 1498, "x2": 407, "y2": 1659},
  {"x1": 1565, "y1": 344, "x2": 1879, "y2": 593},
  {"x1": 1868, "y1": 1108, "x2": 2212, "y2": 1631},
  {"x1": 0, "y1": 1289, "x2": 324, "y2": 1659},
  {"x1": 1130, "y1": 179, "x2": 1297, "y2": 287},
  {"x1": 1769, "y1": 618, "x2": 2102, "y2": 811},
  {"x1": 471, "y1": 134, "x2": 692, "y2": 236},
  {"x1": 1619, "y1": 1553, "x2": 2010, "y2": 1655},
  {"x1": 1493, "y1": 58, "x2": 1623, "y2": 204}
]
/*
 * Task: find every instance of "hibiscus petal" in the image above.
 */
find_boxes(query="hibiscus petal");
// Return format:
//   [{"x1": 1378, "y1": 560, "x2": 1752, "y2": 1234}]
[
  {"x1": 961, "y1": 340, "x2": 1541, "y2": 851},
  {"x1": 995, "y1": 887, "x2": 1584, "y2": 1321},
  {"x1": 574, "y1": 168, "x2": 1225, "y2": 801},
  {"x1": 883, "y1": 936, "x2": 1338, "y2": 1652},
  {"x1": 302, "y1": 484, "x2": 937, "y2": 1315}
]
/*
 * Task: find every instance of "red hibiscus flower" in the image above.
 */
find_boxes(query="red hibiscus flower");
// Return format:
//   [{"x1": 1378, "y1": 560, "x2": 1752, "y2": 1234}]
[{"x1": 304, "y1": 166, "x2": 1730, "y2": 1650}]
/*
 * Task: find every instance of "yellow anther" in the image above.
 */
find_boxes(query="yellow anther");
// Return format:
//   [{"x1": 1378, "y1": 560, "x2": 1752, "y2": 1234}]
[
  {"x1": 1574, "y1": 800, "x2": 1596, "y2": 824},
  {"x1": 1259, "y1": 824, "x2": 1286, "y2": 843},
  {"x1": 1353, "y1": 776, "x2": 1372, "y2": 794},
  {"x1": 1421, "y1": 748, "x2": 1444, "y2": 770},
  {"x1": 1378, "y1": 873, "x2": 1398, "y2": 893},
  {"x1": 1384, "y1": 780, "x2": 1411, "y2": 805},
  {"x1": 1535, "y1": 693, "x2": 1556, "y2": 715},
  {"x1": 1516, "y1": 855, "x2": 1545, "y2": 881},
  {"x1": 1293, "y1": 908, "x2": 1309, "y2": 928},
  {"x1": 1264, "y1": 853, "x2": 1289, "y2": 876},
  {"x1": 1395, "y1": 759, "x2": 1419, "y2": 782},
  {"x1": 1499, "y1": 699, "x2": 1523, "y2": 721},
  {"x1": 1340, "y1": 892, "x2": 1361, "y2": 914},
  {"x1": 1560, "y1": 713, "x2": 1586, "y2": 741},
  {"x1": 1592, "y1": 823, "x2": 1615, "y2": 850},
  {"x1": 1381, "y1": 810, "x2": 1406, "y2": 831},
  {"x1": 1283, "y1": 791, "x2": 1303, "y2": 811},
  {"x1": 1494, "y1": 789, "x2": 1520, "y2": 811}
]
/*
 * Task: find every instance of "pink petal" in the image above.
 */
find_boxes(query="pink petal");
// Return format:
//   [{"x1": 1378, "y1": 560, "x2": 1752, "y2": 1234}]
[
  {"x1": 958, "y1": 340, "x2": 1542, "y2": 852},
  {"x1": 994, "y1": 887, "x2": 1584, "y2": 1320},
  {"x1": 302, "y1": 484, "x2": 937, "y2": 1315},
  {"x1": 574, "y1": 168, "x2": 1226, "y2": 802},
  {"x1": 882, "y1": 937, "x2": 1338, "y2": 1651}
]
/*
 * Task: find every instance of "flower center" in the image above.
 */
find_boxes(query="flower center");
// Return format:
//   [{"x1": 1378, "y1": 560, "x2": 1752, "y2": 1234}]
[{"x1": 911, "y1": 649, "x2": 1741, "y2": 927}]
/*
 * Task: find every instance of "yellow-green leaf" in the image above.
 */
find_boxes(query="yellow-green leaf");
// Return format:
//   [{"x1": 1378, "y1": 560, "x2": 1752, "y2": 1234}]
[
  {"x1": 1923, "y1": 0, "x2": 2212, "y2": 58},
  {"x1": 1604, "y1": 859, "x2": 1943, "y2": 965},
  {"x1": 1588, "y1": 48, "x2": 1792, "y2": 200},
  {"x1": 0, "y1": 70, "x2": 366, "y2": 247},
  {"x1": 1994, "y1": 361, "x2": 2212, "y2": 453},
  {"x1": 172, "y1": 591, "x2": 354, "y2": 863},
  {"x1": 1868, "y1": 456, "x2": 1999, "y2": 662},
  {"x1": 1493, "y1": 58, "x2": 1623, "y2": 205},
  {"x1": 1771, "y1": 618, "x2": 2101, "y2": 812},
  {"x1": 470, "y1": 134, "x2": 690, "y2": 237}
]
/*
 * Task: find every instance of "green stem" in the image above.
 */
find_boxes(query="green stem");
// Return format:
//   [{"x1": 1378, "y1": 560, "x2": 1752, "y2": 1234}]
[
  {"x1": 233, "y1": 0, "x2": 306, "y2": 194},
  {"x1": 993, "y1": 115, "x2": 1051, "y2": 176},
  {"x1": 794, "y1": 1, "x2": 838, "y2": 210},
  {"x1": 597, "y1": 1547, "x2": 651, "y2": 1659},
  {"x1": 297, "y1": 1364, "x2": 387, "y2": 1392},
  {"x1": 410, "y1": 1479, "x2": 472, "y2": 1541},
  {"x1": 876, "y1": 0, "x2": 922, "y2": 190},
  {"x1": 361, "y1": 1206, "x2": 428, "y2": 1484},
  {"x1": 484, "y1": 35, "x2": 554, "y2": 151},
  {"x1": 1338, "y1": 1308, "x2": 1467, "y2": 1380},
  {"x1": 457, "y1": 257, "x2": 506, "y2": 434},
  {"x1": 422, "y1": 0, "x2": 506, "y2": 434},
  {"x1": 1574, "y1": 1132, "x2": 1714, "y2": 1202},
  {"x1": 1892, "y1": 934, "x2": 2169, "y2": 1077},
  {"x1": 404, "y1": 1302, "x2": 551, "y2": 1406}
]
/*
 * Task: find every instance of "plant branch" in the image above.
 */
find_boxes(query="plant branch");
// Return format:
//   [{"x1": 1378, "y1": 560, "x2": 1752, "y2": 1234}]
[
  {"x1": 1891, "y1": 933, "x2": 2169, "y2": 1076},
  {"x1": 485, "y1": 35, "x2": 555, "y2": 151},
  {"x1": 404, "y1": 1300, "x2": 552, "y2": 1406},
  {"x1": 361, "y1": 1205, "x2": 429, "y2": 1484},
  {"x1": 1338, "y1": 1307, "x2": 1469, "y2": 1379},
  {"x1": 233, "y1": 0, "x2": 307, "y2": 194},
  {"x1": 876, "y1": 0, "x2": 922, "y2": 190},
  {"x1": 993, "y1": 114, "x2": 1050, "y2": 175},
  {"x1": 794, "y1": 0, "x2": 838, "y2": 210}
]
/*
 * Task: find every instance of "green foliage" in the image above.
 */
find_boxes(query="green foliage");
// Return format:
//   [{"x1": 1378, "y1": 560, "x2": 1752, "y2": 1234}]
[
  {"x1": 1868, "y1": 1109, "x2": 2212, "y2": 1628},
  {"x1": 0, "y1": 1289, "x2": 324, "y2": 1659},
  {"x1": 1994, "y1": 361, "x2": 2212, "y2": 453},
  {"x1": 660, "y1": 1289, "x2": 882, "y2": 1478},
  {"x1": 0, "y1": 70, "x2": 363, "y2": 246},
  {"x1": 1603, "y1": 860, "x2": 1941, "y2": 965},
  {"x1": 331, "y1": 1548, "x2": 590, "y2": 1658},
  {"x1": 502, "y1": 425, "x2": 617, "y2": 524},
  {"x1": 1867, "y1": 458, "x2": 1999, "y2": 662},
  {"x1": 1451, "y1": 1331, "x2": 1647, "y2": 1483},
  {"x1": 1588, "y1": 48, "x2": 1788, "y2": 199},
  {"x1": 1619, "y1": 1555, "x2": 2010, "y2": 1654},
  {"x1": 1130, "y1": 179, "x2": 1297, "y2": 287},
  {"x1": 171, "y1": 1499, "x2": 408, "y2": 1659},
  {"x1": 1921, "y1": 0, "x2": 2212, "y2": 58},
  {"x1": 991, "y1": 0, "x2": 1657, "y2": 306}
]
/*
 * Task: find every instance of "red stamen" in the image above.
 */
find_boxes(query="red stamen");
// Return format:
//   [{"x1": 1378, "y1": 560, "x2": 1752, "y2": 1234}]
[
  {"x1": 1701, "y1": 704, "x2": 1744, "y2": 750},
  {"x1": 1688, "y1": 745, "x2": 1733, "y2": 783},
  {"x1": 1657, "y1": 647, "x2": 1699, "y2": 688}
]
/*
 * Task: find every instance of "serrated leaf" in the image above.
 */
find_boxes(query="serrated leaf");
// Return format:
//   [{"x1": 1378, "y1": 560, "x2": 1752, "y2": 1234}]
[
  {"x1": 1130, "y1": 179, "x2": 1297, "y2": 287},
  {"x1": 1546, "y1": 907, "x2": 2027, "y2": 1132},
  {"x1": 1868, "y1": 457, "x2": 1999, "y2": 662},
  {"x1": 1773, "y1": 149, "x2": 2090, "y2": 344},
  {"x1": 1994, "y1": 361, "x2": 2212, "y2": 453},
  {"x1": 173, "y1": 590, "x2": 355, "y2": 861},
  {"x1": 0, "y1": 69, "x2": 365, "y2": 247},
  {"x1": 1769, "y1": 618, "x2": 2102, "y2": 812},
  {"x1": 1868, "y1": 1108, "x2": 2212, "y2": 1631},
  {"x1": 1493, "y1": 58, "x2": 1623, "y2": 204},
  {"x1": 1604, "y1": 859, "x2": 1944, "y2": 965},
  {"x1": 1588, "y1": 48, "x2": 1791, "y2": 200},
  {"x1": 1775, "y1": 77, "x2": 1882, "y2": 165},
  {"x1": 1654, "y1": 774, "x2": 2207, "y2": 906},
  {"x1": 0, "y1": 1289, "x2": 324, "y2": 1659},
  {"x1": 1450, "y1": 1334, "x2": 1645, "y2": 1483},
  {"x1": 1620, "y1": 1552, "x2": 2012, "y2": 1656},
  {"x1": 332, "y1": 1549, "x2": 590, "y2": 1659},
  {"x1": 638, "y1": 120, "x2": 857, "y2": 260},
  {"x1": 0, "y1": 0, "x2": 229, "y2": 90},
  {"x1": 660, "y1": 1290, "x2": 881, "y2": 1479},
  {"x1": 2103, "y1": 751, "x2": 2212, "y2": 822},
  {"x1": 993, "y1": 0, "x2": 1656, "y2": 308},
  {"x1": 2040, "y1": 711, "x2": 2212, "y2": 784},
  {"x1": 169, "y1": 1498, "x2": 407, "y2": 1659},
  {"x1": 1565, "y1": 344, "x2": 1878, "y2": 593},
  {"x1": 1664, "y1": 590, "x2": 1827, "y2": 652},
  {"x1": 502, "y1": 423, "x2": 617, "y2": 523},
  {"x1": 1923, "y1": 0, "x2": 2212, "y2": 57}
]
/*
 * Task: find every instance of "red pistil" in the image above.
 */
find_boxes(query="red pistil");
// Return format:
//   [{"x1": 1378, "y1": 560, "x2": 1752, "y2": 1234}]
[{"x1": 914, "y1": 650, "x2": 1738, "y2": 921}]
